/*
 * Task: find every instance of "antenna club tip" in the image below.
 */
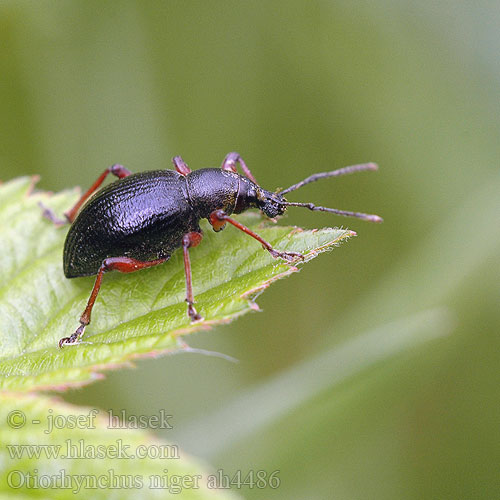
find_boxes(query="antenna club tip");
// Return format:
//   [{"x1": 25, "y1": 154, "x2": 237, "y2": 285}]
[
  {"x1": 367, "y1": 162, "x2": 379, "y2": 171},
  {"x1": 368, "y1": 215, "x2": 384, "y2": 223}
]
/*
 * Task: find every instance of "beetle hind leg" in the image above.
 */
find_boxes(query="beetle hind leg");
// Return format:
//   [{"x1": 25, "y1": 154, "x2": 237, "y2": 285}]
[
  {"x1": 59, "y1": 256, "x2": 166, "y2": 348},
  {"x1": 39, "y1": 202, "x2": 68, "y2": 227},
  {"x1": 41, "y1": 164, "x2": 132, "y2": 226},
  {"x1": 64, "y1": 164, "x2": 132, "y2": 223}
]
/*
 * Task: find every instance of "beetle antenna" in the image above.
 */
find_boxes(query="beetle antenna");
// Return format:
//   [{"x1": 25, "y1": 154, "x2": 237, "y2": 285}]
[
  {"x1": 283, "y1": 201, "x2": 383, "y2": 223},
  {"x1": 279, "y1": 162, "x2": 378, "y2": 195}
]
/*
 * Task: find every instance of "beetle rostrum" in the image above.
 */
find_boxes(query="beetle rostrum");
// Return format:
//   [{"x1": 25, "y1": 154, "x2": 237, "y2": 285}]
[{"x1": 40, "y1": 152, "x2": 382, "y2": 348}]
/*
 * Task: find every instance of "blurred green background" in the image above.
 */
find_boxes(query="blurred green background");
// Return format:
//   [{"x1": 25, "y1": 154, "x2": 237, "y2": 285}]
[{"x1": 1, "y1": 1, "x2": 499, "y2": 498}]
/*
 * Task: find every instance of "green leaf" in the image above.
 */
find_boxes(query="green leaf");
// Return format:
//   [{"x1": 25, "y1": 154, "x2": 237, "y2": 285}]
[
  {"x1": 0, "y1": 392, "x2": 239, "y2": 499},
  {"x1": 0, "y1": 177, "x2": 353, "y2": 392}
]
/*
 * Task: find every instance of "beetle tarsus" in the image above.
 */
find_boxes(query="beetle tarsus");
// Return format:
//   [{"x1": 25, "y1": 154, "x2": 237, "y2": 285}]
[
  {"x1": 59, "y1": 323, "x2": 86, "y2": 348},
  {"x1": 269, "y1": 249, "x2": 305, "y2": 262},
  {"x1": 38, "y1": 202, "x2": 68, "y2": 226},
  {"x1": 187, "y1": 302, "x2": 203, "y2": 322}
]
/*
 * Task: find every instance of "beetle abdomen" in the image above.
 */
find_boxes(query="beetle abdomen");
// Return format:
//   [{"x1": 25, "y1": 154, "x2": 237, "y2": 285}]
[{"x1": 63, "y1": 170, "x2": 198, "y2": 278}]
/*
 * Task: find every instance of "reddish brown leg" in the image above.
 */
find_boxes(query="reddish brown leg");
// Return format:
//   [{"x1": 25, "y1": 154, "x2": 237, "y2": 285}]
[
  {"x1": 65, "y1": 164, "x2": 131, "y2": 222},
  {"x1": 172, "y1": 156, "x2": 191, "y2": 176},
  {"x1": 221, "y1": 152, "x2": 258, "y2": 184},
  {"x1": 209, "y1": 210, "x2": 304, "y2": 262},
  {"x1": 182, "y1": 232, "x2": 203, "y2": 322},
  {"x1": 41, "y1": 164, "x2": 132, "y2": 226},
  {"x1": 59, "y1": 256, "x2": 166, "y2": 348}
]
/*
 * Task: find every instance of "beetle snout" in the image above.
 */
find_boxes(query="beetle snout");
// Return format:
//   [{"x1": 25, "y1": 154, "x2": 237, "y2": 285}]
[{"x1": 258, "y1": 191, "x2": 286, "y2": 218}]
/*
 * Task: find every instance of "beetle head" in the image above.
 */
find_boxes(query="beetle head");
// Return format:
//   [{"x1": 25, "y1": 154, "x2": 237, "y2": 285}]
[
  {"x1": 256, "y1": 189, "x2": 287, "y2": 218},
  {"x1": 234, "y1": 177, "x2": 287, "y2": 218}
]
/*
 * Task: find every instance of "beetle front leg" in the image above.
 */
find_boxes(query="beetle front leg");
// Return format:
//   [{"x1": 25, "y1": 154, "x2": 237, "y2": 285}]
[
  {"x1": 209, "y1": 210, "x2": 304, "y2": 262},
  {"x1": 41, "y1": 164, "x2": 132, "y2": 226},
  {"x1": 221, "y1": 152, "x2": 258, "y2": 184},
  {"x1": 182, "y1": 232, "x2": 203, "y2": 322},
  {"x1": 59, "y1": 256, "x2": 166, "y2": 348}
]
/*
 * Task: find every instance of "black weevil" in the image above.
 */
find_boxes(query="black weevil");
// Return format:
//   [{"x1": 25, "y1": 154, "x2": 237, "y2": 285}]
[{"x1": 40, "y1": 152, "x2": 382, "y2": 348}]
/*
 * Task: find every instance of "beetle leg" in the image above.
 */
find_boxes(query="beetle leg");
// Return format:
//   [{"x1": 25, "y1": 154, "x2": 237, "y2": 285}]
[
  {"x1": 172, "y1": 156, "x2": 191, "y2": 176},
  {"x1": 63, "y1": 164, "x2": 132, "y2": 223},
  {"x1": 182, "y1": 232, "x2": 203, "y2": 322},
  {"x1": 41, "y1": 164, "x2": 132, "y2": 226},
  {"x1": 209, "y1": 210, "x2": 304, "y2": 262},
  {"x1": 221, "y1": 152, "x2": 258, "y2": 185},
  {"x1": 38, "y1": 202, "x2": 68, "y2": 226},
  {"x1": 59, "y1": 256, "x2": 166, "y2": 348}
]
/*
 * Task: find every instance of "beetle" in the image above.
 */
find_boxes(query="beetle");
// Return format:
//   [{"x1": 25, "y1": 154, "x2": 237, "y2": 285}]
[{"x1": 40, "y1": 152, "x2": 382, "y2": 348}]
